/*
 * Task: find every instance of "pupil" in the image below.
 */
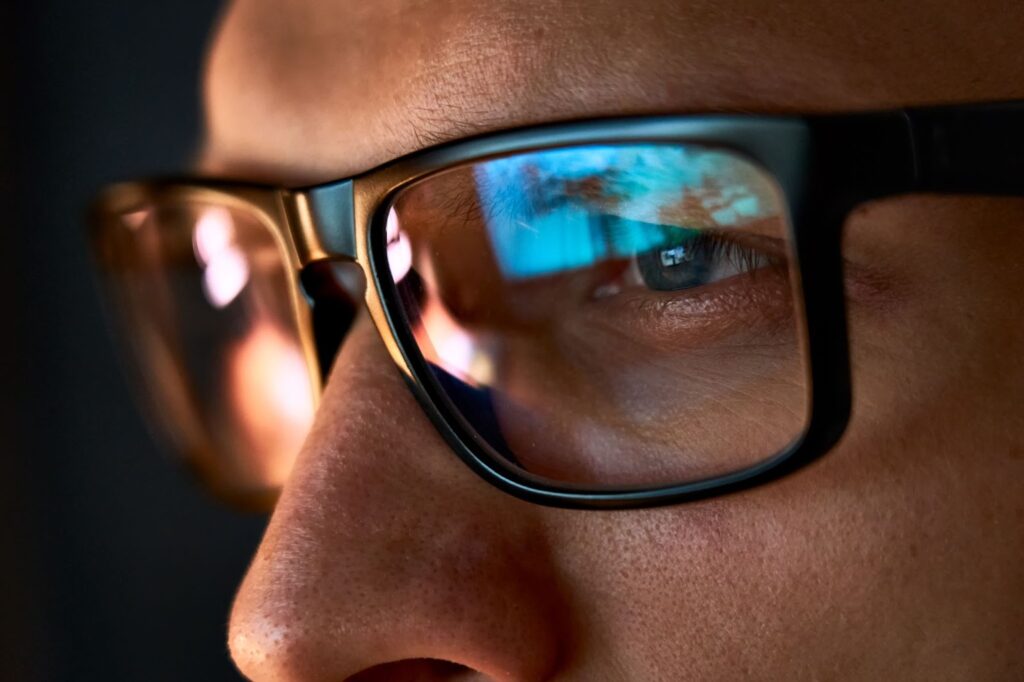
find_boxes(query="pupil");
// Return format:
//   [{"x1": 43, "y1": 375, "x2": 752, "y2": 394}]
[
  {"x1": 638, "y1": 236, "x2": 710, "y2": 292},
  {"x1": 659, "y1": 245, "x2": 690, "y2": 268}
]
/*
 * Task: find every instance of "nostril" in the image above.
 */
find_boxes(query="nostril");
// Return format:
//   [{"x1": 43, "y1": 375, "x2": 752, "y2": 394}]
[{"x1": 347, "y1": 658, "x2": 487, "y2": 681}]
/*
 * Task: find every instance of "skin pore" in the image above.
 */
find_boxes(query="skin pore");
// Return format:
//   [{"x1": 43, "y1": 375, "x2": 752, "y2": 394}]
[{"x1": 203, "y1": 1, "x2": 1024, "y2": 680}]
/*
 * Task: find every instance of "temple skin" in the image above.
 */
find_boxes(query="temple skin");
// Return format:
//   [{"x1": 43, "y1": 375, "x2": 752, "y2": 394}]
[{"x1": 202, "y1": 0, "x2": 1024, "y2": 679}]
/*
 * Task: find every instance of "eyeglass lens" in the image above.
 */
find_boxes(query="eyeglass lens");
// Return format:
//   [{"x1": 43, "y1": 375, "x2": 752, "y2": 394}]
[
  {"x1": 97, "y1": 201, "x2": 317, "y2": 502},
  {"x1": 384, "y1": 144, "x2": 809, "y2": 488}
]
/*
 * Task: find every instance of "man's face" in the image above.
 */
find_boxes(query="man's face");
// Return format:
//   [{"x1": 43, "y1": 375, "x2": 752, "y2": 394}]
[{"x1": 203, "y1": 1, "x2": 1024, "y2": 679}]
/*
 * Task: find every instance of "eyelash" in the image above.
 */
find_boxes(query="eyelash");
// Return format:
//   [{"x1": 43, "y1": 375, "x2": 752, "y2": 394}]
[{"x1": 661, "y1": 230, "x2": 785, "y2": 273}]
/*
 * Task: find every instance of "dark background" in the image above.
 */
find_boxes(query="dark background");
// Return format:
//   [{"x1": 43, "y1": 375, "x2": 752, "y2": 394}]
[{"x1": 2, "y1": 2, "x2": 266, "y2": 680}]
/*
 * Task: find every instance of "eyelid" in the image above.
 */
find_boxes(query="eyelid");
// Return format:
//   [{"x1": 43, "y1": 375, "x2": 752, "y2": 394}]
[
  {"x1": 629, "y1": 213, "x2": 790, "y2": 265},
  {"x1": 697, "y1": 226, "x2": 790, "y2": 264}
]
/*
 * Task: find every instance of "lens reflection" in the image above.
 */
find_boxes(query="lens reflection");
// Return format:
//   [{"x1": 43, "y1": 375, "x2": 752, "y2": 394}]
[
  {"x1": 98, "y1": 200, "x2": 316, "y2": 503},
  {"x1": 387, "y1": 144, "x2": 807, "y2": 487}
]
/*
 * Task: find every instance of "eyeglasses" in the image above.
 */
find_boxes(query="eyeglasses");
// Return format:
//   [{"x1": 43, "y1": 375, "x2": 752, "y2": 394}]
[{"x1": 90, "y1": 101, "x2": 1024, "y2": 510}]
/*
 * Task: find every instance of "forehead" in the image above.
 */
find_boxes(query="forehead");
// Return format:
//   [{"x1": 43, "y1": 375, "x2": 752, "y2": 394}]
[{"x1": 203, "y1": 0, "x2": 1022, "y2": 183}]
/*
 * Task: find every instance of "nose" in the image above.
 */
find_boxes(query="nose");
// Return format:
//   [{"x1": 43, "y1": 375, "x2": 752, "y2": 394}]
[{"x1": 228, "y1": 315, "x2": 567, "y2": 681}]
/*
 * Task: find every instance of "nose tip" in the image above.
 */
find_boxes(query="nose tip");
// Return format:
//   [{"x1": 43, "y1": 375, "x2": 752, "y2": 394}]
[
  {"x1": 227, "y1": 516, "x2": 566, "y2": 681},
  {"x1": 226, "y1": 319, "x2": 566, "y2": 682},
  {"x1": 228, "y1": 615, "x2": 284, "y2": 679}
]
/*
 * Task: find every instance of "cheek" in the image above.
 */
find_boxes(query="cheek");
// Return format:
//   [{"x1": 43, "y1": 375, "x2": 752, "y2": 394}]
[
  {"x1": 544, "y1": 445, "x2": 1020, "y2": 677},
  {"x1": 843, "y1": 196, "x2": 1024, "y2": 454},
  {"x1": 540, "y1": 493, "x2": 868, "y2": 675},
  {"x1": 533, "y1": 197, "x2": 1024, "y2": 677}
]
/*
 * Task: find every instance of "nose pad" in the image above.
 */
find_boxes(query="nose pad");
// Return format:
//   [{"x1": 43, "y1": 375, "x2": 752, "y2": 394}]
[{"x1": 301, "y1": 260, "x2": 366, "y2": 379}]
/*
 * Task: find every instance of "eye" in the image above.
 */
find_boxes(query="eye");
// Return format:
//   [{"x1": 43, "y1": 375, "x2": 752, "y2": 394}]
[
  {"x1": 636, "y1": 230, "x2": 776, "y2": 292},
  {"x1": 593, "y1": 215, "x2": 781, "y2": 294}
]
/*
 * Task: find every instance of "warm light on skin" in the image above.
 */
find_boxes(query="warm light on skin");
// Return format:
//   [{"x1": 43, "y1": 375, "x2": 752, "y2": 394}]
[{"x1": 226, "y1": 321, "x2": 316, "y2": 488}]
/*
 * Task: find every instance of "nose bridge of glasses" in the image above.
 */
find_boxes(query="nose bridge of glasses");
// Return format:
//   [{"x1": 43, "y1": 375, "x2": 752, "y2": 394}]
[{"x1": 284, "y1": 179, "x2": 358, "y2": 266}]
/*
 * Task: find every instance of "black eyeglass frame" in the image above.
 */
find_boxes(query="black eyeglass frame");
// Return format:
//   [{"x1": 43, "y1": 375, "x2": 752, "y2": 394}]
[{"x1": 92, "y1": 100, "x2": 1024, "y2": 510}]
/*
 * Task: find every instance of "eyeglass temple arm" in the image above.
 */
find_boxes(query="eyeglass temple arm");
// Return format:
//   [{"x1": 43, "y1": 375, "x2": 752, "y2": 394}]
[{"x1": 907, "y1": 102, "x2": 1024, "y2": 196}]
